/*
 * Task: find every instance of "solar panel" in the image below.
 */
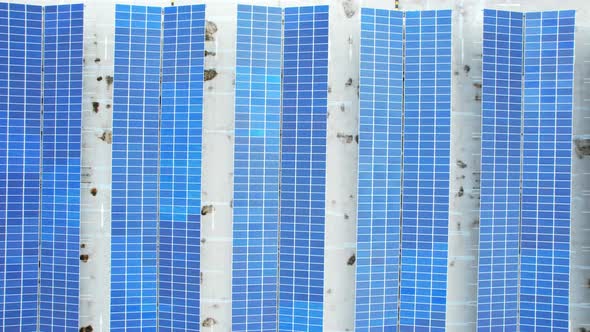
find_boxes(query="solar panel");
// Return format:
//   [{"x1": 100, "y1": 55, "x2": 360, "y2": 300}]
[
  {"x1": 279, "y1": 5, "x2": 329, "y2": 332},
  {"x1": 355, "y1": 8, "x2": 403, "y2": 331},
  {"x1": 39, "y1": 4, "x2": 83, "y2": 330},
  {"x1": 111, "y1": 5, "x2": 162, "y2": 330},
  {"x1": 159, "y1": 4, "x2": 204, "y2": 330},
  {"x1": 477, "y1": 9, "x2": 522, "y2": 331},
  {"x1": 233, "y1": 4, "x2": 282, "y2": 331},
  {"x1": 400, "y1": 10, "x2": 452, "y2": 331},
  {"x1": 520, "y1": 10, "x2": 574, "y2": 331},
  {"x1": 0, "y1": 3, "x2": 43, "y2": 330}
]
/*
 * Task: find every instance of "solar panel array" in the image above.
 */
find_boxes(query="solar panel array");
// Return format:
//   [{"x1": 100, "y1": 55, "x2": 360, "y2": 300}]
[
  {"x1": 520, "y1": 10, "x2": 574, "y2": 331},
  {"x1": 233, "y1": 5, "x2": 282, "y2": 332},
  {"x1": 0, "y1": 3, "x2": 83, "y2": 330},
  {"x1": 159, "y1": 5, "x2": 204, "y2": 331},
  {"x1": 280, "y1": 6, "x2": 329, "y2": 332},
  {"x1": 478, "y1": 9, "x2": 574, "y2": 331},
  {"x1": 400, "y1": 10, "x2": 452, "y2": 331},
  {"x1": 356, "y1": 8, "x2": 403, "y2": 331},
  {"x1": 478, "y1": 9, "x2": 523, "y2": 330},
  {"x1": 40, "y1": 4, "x2": 83, "y2": 330},
  {"x1": 0, "y1": 3, "x2": 578, "y2": 331},
  {"x1": 112, "y1": 4, "x2": 205, "y2": 331}
]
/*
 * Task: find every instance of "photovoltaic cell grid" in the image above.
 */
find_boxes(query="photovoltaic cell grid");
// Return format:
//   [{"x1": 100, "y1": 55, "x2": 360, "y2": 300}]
[
  {"x1": 112, "y1": 5, "x2": 161, "y2": 330},
  {"x1": 477, "y1": 9, "x2": 522, "y2": 331},
  {"x1": 159, "y1": 5, "x2": 204, "y2": 331},
  {"x1": 356, "y1": 8, "x2": 403, "y2": 331},
  {"x1": 40, "y1": 4, "x2": 83, "y2": 331},
  {"x1": 0, "y1": 4, "x2": 42, "y2": 330},
  {"x1": 280, "y1": 5, "x2": 329, "y2": 332},
  {"x1": 520, "y1": 10, "x2": 574, "y2": 331},
  {"x1": 233, "y1": 5, "x2": 281, "y2": 332},
  {"x1": 401, "y1": 10, "x2": 451, "y2": 331}
]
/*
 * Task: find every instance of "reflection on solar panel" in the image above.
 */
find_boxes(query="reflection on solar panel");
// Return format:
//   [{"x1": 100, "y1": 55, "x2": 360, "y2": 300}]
[
  {"x1": 520, "y1": 10, "x2": 574, "y2": 331},
  {"x1": 112, "y1": 5, "x2": 162, "y2": 330},
  {"x1": 280, "y1": 5, "x2": 329, "y2": 332},
  {"x1": 233, "y1": 4, "x2": 282, "y2": 331},
  {"x1": 477, "y1": 9, "x2": 522, "y2": 330},
  {"x1": 40, "y1": 4, "x2": 83, "y2": 330},
  {"x1": 0, "y1": 4, "x2": 43, "y2": 330},
  {"x1": 356, "y1": 8, "x2": 403, "y2": 331},
  {"x1": 400, "y1": 10, "x2": 452, "y2": 331},
  {"x1": 159, "y1": 4, "x2": 204, "y2": 330}
]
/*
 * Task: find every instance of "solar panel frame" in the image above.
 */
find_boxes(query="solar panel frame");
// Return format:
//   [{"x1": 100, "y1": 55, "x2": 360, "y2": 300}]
[
  {"x1": 476, "y1": 9, "x2": 523, "y2": 331},
  {"x1": 111, "y1": 5, "x2": 162, "y2": 330},
  {"x1": 158, "y1": 4, "x2": 205, "y2": 331},
  {"x1": 0, "y1": 3, "x2": 43, "y2": 330},
  {"x1": 232, "y1": 4, "x2": 282, "y2": 332},
  {"x1": 39, "y1": 4, "x2": 83, "y2": 331},
  {"x1": 355, "y1": 7, "x2": 403, "y2": 332},
  {"x1": 400, "y1": 9, "x2": 452, "y2": 332},
  {"x1": 279, "y1": 5, "x2": 329, "y2": 332},
  {"x1": 519, "y1": 10, "x2": 574, "y2": 331}
]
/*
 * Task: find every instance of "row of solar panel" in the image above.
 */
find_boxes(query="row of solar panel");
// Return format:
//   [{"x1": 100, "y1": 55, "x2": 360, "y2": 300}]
[
  {"x1": 357, "y1": 9, "x2": 451, "y2": 331},
  {"x1": 477, "y1": 9, "x2": 574, "y2": 332},
  {"x1": 112, "y1": 4, "x2": 205, "y2": 331},
  {"x1": 234, "y1": 5, "x2": 329, "y2": 332},
  {"x1": 0, "y1": 3, "x2": 83, "y2": 331}
]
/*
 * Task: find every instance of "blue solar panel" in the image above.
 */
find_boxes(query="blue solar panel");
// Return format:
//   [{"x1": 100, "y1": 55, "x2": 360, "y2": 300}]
[
  {"x1": 40, "y1": 4, "x2": 83, "y2": 330},
  {"x1": 159, "y1": 4, "x2": 204, "y2": 331},
  {"x1": 477, "y1": 9, "x2": 522, "y2": 331},
  {"x1": 111, "y1": 5, "x2": 161, "y2": 330},
  {"x1": 233, "y1": 4, "x2": 282, "y2": 332},
  {"x1": 279, "y1": 5, "x2": 329, "y2": 332},
  {"x1": 355, "y1": 8, "x2": 403, "y2": 332},
  {"x1": 0, "y1": 3, "x2": 42, "y2": 330},
  {"x1": 520, "y1": 10, "x2": 574, "y2": 331},
  {"x1": 400, "y1": 10, "x2": 452, "y2": 331}
]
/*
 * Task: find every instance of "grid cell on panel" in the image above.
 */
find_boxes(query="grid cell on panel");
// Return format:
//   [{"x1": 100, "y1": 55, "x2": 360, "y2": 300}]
[
  {"x1": 520, "y1": 10, "x2": 574, "y2": 331},
  {"x1": 476, "y1": 9, "x2": 522, "y2": 332},
  {"x1": 111, "y1": 5, "x2": 162, "y2": 331},
  {"x1": 400, "y1": 10, "x2": 452, "y2": 332},
  {"x1": 279, "y1": 5, "x2": 329, "y2": 332},
  {"x1": 158, "y1": 5, "x2": 205, "y2": 331},
  {"x1": 40, "y1": 4, "x2": 83, "y2": 331},
  {"x1": 0, "y1": 4, "x2": 43, "y2": 331},
  {"x1": 355, "y1": 8, "x2": 403, "y2": 332},
  {"x1": 233, "y1": 5, "x2": 282, "y2": 332}
]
